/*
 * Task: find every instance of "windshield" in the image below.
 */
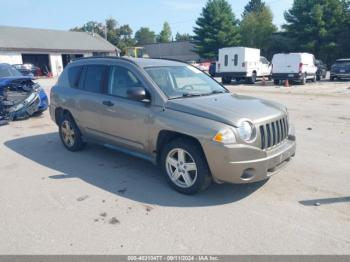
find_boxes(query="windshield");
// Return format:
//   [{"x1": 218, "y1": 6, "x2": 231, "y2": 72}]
[
  {"x1": 145, "y1": 65, "x2": 227, "y2": 99},
  {"x1": 0, "y1": 64, "x2": 23, "y2": 78}
]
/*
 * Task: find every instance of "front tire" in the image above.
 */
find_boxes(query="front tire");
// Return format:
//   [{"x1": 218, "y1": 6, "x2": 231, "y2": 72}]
[
  {"x1": 300, "y1": 73, "x2": 307, "y2": 85},
  {"x1": 161, "y1": 138, "x2": 212, "y2": 194},
  {"x1": 59, "y1": 114, "x2": 85, "y2": 152}
]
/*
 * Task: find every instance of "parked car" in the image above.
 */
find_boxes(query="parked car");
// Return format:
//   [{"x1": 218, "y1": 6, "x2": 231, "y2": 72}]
[
  {"x1": 215, "y1": 47, "x2": 271, "y2": 84},
  {"x1": 50, "y1": 57, "x2": 296, "y2": 194},
  {"x1": 13, "y1": 64, "x2": 42, "y2": 77},
  {"x1": 0, "y1": 63, "x2": 48, "y2": 121},
  {"x1": 189, "y1": 61, "x2": 210, "y2": 73},
  {"x1": 315, "y1": 59, "x2": 327, "y2": 81},
  {"x1": 209, "y1": 62, "x2": 216, "y2": 77},
  {"x1": 272, "y1": 53, "x2": 318, "y2": 85},
  {"x1": 330, "y1": 58, "x2": 350, "y2": 81}
]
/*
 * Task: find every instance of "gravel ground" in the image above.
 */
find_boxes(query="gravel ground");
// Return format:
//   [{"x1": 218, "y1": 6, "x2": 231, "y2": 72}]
[{"x1": 0, "y1": 78, "x2": 349, "y2": 254}]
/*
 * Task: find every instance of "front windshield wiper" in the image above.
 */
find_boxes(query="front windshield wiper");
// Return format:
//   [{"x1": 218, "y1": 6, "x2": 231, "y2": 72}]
[
  {"x1": 211, "y1": 90, "x2": 228, "y2": 94},
  {"x1": 182, "y1": 92, "x2": 202, "y2": 98}
]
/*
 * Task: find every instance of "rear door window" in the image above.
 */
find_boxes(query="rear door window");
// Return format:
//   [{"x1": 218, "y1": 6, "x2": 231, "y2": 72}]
[
  {"x1": 68, "y1": 66, "x2": 83, "y2": 88},
  {"x1": 224, "y1": 55, "x2": 228, "y2": 66},
  {"x1": 82, "y1": 65, "x2": 107, "y2": 93},
  {"x1": 234, "y1": 54, "x2": 238, "y2": 66}
]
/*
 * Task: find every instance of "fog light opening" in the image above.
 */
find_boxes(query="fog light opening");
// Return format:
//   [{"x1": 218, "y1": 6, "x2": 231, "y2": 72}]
[{"x1": 241, "y1": 168, "x2": 255, "y2": 181}]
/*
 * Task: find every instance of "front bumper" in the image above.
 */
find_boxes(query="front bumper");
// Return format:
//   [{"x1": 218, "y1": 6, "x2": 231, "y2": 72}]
[{"x1": 202, "y1": 135, "x2": 296, "y2": 184}]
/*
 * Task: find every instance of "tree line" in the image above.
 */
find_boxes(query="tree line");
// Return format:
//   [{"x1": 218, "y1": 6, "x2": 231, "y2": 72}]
[
  {"x1": 71, "y1": 19, "x2": 191, "y2": 53},
  {"x1": 194, "y1": 0, "x2": 350, "y2": 65},
  {"x1": 71, "y1": 0, "x2": 350, "y2": 65}
]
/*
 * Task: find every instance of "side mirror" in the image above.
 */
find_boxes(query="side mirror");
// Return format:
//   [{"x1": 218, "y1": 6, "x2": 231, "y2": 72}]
[{"x1": 127, "y1": 87, "x2": 150, "y2": 102}]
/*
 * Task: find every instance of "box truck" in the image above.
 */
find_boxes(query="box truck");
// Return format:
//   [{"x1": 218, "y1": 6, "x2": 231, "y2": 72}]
[{"x1": 215, "y1": 47, "x2": 271, "y2": 84}]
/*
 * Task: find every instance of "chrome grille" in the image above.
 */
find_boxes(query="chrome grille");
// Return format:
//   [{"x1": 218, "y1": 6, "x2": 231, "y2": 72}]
[{"x1": 259, "y1": 116, "x2": 289, "y2": 150}]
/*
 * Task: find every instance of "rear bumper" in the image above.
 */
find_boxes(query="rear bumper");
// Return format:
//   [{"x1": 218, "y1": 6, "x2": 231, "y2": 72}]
[
  {"x1": 202, "y1": 133, "x2": 296, "y2": 184},
  {"x1": 272, "y1": 73, "x2": 302, "y2": 81},
  {"x1": 330, "y1": 72, "x2": 350, "y2": 78},
  {"x1": 216, "y1": 72, "x2": 249, "y2": 78}
]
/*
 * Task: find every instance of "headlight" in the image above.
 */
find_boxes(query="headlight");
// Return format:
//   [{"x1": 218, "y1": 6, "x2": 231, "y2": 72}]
[
  {"x1": 213, "y1": 128, "x2": 236, "y2": 144},
  {"x1": 237, "y1": 120, "x2": 256, "y2": 142}
]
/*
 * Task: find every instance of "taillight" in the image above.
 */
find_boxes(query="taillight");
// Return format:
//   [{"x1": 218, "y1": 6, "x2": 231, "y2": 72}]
[{"x1": 299, "y1": 63, "x2": 303, "y2": 72}]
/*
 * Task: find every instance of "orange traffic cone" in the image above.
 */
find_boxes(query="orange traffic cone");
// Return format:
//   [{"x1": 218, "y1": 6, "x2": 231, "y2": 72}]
[{"x1": 284, "y1": 80, "x2": 289, "y2": 87}]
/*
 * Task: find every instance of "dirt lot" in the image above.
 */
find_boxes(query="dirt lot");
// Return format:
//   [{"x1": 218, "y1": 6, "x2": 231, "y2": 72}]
[{"x1": 0, "y1": 78, "x2": 349, "y2": 254}]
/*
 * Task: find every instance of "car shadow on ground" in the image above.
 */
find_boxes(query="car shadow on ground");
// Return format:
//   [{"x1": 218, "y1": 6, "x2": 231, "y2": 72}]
[
  {"x1": 5, "y1": 132, "x2": 267, "y2": 207},
  {"x1": 299, "y1": 197, "x2": 350, "y2": 206}
]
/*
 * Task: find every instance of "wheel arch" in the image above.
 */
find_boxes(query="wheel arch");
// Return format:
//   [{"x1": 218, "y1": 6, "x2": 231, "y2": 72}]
[
  {"x1": 54, "y1": 107, "x2": 74, "y2": 125},
  {"x1": 156, "y1": 130, "x2": 207, "y2": 165}
]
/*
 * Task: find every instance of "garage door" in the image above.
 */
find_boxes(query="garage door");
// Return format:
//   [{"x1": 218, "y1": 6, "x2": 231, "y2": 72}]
[{"x1": 22, "y1": 54, "x2": 51, "y2": 75}]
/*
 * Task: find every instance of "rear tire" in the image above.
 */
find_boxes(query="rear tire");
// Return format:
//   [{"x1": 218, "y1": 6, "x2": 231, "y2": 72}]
[
  {"x1": 59, "y1": 114, "x2": 85, "y2": 152},
  {"x1": 160, "y1": 138, "x2": 212, "y2": 194},
  {"x1": 222, "y1": 76, "x2": 232, "y2": 84},
  {"x1": 247, "y1": 72, "x2": 257, "y2": 84}
]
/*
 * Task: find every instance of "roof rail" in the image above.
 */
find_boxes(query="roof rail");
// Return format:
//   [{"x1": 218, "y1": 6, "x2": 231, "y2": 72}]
[
  {"x1": 153, "y1": 57, "x2": 188, "y2": 64},
  {"x1": 72, "y1": 56, "x2": 139, "y2": 66}
]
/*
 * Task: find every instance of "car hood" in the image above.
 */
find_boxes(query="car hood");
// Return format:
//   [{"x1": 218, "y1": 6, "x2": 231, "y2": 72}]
[
  {"x1": 0, "y1": 76, "x2": 34, "y2": 89},
  {"x1": 165, "y1": 93, "x2": 287, "y2": 127}
]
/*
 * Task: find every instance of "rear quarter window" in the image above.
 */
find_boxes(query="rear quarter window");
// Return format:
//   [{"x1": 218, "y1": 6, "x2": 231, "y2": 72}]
[{"x1": 68, "y1": 66, "x2": 83, "y2": 88}]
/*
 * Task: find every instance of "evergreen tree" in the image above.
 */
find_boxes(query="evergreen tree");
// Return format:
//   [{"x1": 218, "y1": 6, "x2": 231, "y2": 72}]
[
  {"x1": 243, "y1": 0, "x2": 266, "y2": 17},
  {"x1": 284, "y1": 0, "x2": 349, "y2": 64},
  {"x1": 157, "y1": 22, "x2": 172, "y2": 43},
  {"x1": 193, "y1": 0, "x2": 240, "y2": 59}
]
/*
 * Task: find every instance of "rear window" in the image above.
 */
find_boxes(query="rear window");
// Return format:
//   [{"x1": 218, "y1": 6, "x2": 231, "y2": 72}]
[
  {"x1": 335, "y1": 60, "x2": 350, "y2": 66},
  {"x1": 82, "y1": 65, "x2": 107, "y2": 93},
  {"x1": 68, "y1": 66, "x2": 83, "y2": 88}
]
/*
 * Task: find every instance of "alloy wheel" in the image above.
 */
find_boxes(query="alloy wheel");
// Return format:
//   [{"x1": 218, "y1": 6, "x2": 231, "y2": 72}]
[
  {"x1": 61, "y1": 120, "x2": 75, "y2": 147},
  {"x1": 165, "y1": 148, "x2": 198, "y2": 188}
]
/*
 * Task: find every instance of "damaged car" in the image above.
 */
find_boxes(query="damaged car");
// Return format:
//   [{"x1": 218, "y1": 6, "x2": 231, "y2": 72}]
[{"x1": 0, "y1": 63, "x2": 48, "y2": 124}]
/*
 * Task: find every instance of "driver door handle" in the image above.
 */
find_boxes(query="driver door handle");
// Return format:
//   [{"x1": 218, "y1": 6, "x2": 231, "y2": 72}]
[{"x1": 102, "y1": 100, "x2": 114, "y2": 107}]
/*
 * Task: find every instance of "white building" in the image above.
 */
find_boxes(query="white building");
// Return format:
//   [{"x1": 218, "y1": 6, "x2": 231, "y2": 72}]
[{"x1": 0, "y1": 25, "x2": 120, "y2": 76}]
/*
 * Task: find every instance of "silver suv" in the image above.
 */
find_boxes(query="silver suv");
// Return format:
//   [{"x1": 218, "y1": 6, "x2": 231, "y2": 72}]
[{"x1": 50, "y1": 57, "x2": 296, "y2": 194}]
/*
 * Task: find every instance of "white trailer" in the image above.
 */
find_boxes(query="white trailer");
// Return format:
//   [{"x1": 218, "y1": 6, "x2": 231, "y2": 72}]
[{"x1": 216, "y1": 47, "x2": 271, "y2": 84}]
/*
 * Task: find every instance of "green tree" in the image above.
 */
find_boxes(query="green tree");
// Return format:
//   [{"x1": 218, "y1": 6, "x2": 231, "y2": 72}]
[
  {"x1": 118, "y1": 24, "x2": 135, "y2": 51},
  {"x1": 135, "y1": 27, "x2": 156, "y2": 45},
  {"x1": 193, "y1": 0, "x2": 240, "y2": 59},
  {"x1": 71, "y1": 21, "x2": 105, "y2": 38},
  {"x1": 175, "y1": 33, "x2": 193, "y2": 41},
  {"x1": 243, "y1": 0, "x2": 266, "y2": 16},
  {"x1": 283, "y1": 0, "x2": 349, "y2": 64},
  {"x1": 240, "y1": 5, "x2": 277, "y2": 51},
  {"x1": 70, "y1": 18, "x2": 135, "y2": 52},
  {"x1": 157, "y1": 22, "x2": 172, "y2": 43}
]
